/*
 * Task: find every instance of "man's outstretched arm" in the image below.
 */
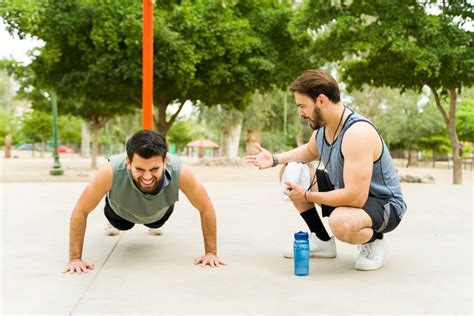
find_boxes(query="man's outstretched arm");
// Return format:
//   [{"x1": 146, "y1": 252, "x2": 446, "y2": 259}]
[
  {"x1": 64, "y1": 165, "x2": 112, "y2": 274},
  {"x1": 246, "y1": 130, "x2": 319, "y2": 169},
  {"x1": 179, "y1": 166, "x2": 226, "y2": 268}
]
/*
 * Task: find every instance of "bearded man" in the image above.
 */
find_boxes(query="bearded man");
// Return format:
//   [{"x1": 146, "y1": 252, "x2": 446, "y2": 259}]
[
  {"x1": 64, "y1": 130, "x2": 225, "y2": 274},
  {"x1": 246, "y1": 69, "x2": 406, "y2": 271}
]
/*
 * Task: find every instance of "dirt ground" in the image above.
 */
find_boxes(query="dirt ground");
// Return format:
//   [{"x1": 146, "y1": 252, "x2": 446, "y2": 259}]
[{"x1": 1, "y1": 150, "x2": 472, "y2": 185}]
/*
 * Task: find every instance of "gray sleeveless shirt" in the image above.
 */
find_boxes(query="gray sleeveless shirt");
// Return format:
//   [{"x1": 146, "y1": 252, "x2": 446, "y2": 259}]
[
  {"x1": 316, "y1": 110, "x2": 407, "y2": 218},
  {"x1": 107, "y1": 153, "x2": 182, "y2": 224}
]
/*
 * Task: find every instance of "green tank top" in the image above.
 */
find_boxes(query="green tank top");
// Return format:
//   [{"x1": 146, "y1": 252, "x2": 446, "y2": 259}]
[{"x1": 107, "y1": 153, "x2": 182, "y2": 224}]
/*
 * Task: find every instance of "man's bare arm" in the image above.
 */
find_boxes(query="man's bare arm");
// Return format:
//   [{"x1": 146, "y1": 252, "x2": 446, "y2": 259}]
[
  {"x1": 68, "y1": 165, "x2": 113, "y2": 261},
  {"x1": 305, "y1": 123, "x2": 380, "y2": 208},
  {"x1": 275, "y1": 130, "x2": 319, "y2": 164},
  {"x1": 246, "y1": 131, "x2": 319, "y2": 169},
  {"x1": 179, "y1": 166, "x2": 225, "y2": 267}
]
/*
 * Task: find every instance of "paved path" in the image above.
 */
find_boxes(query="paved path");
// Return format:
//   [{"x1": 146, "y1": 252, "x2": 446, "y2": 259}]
[{"x1": 1, "y1": 182, "x2": 472, "y2": 314}]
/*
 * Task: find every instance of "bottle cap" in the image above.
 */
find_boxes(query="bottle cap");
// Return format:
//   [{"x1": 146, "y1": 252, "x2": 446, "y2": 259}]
[{"x1": 294, "y1": 231, "x2": 309, "y2": 240}]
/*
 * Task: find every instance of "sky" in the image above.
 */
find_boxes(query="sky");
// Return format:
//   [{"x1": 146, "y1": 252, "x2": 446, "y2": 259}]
[{"x1": 0, "y1": 20, "x2": 44, "y2": 64}]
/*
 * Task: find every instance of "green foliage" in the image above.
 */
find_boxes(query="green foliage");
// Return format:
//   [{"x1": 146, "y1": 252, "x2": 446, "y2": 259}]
[
  {"x1": 199, "y1": 104, "x2": 244, "y2": 137},
  {"x1": 58, "y1": 115, "x2": 82, "y2": 144},
  {"x1": 456, "y1": 99, "x2": 474, "y2": 142},
  {"x1": 0, "y1": 111, "x2": 12, "y2": 139},
  {"x1": 419, "y1": 134, "x2": 451, "y2": 156},
  {"x1": 1, "y1": 0, "x2": 139, "y2": 129},
  {"x1": 166, "y1": 119, "x2": 194, "y2": 150},
  {"x1": 1, "y1": 0, "x2": 311, "y2": 136},
  {"x1": 260, "y1": 130, "x2": 293, "y2": 153},
  {"x1": 242, "y1": 88, "x2": 309, "y2": 151},
  {"x1": 293, "y1": 1, "x2": 471, "y2": 182},
  {"x1": 19, "y1": 110, "x2": 52, "y2": 143},
  {"x1": 349, "y1": 86, "x2": 449, "y2": 151},
  {"x1": 293, "y1": 1, "x2": 473, "y2": 93}
]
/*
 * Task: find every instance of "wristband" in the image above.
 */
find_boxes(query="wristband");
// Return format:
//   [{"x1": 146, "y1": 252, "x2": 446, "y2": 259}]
[{"x1": 272, "y1": 155, "x2": 279, "y2": 167}]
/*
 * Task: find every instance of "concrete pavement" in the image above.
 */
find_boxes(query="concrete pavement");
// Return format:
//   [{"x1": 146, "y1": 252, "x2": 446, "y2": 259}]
[{"x1": 1, "y1": 181, "x2": 472, "y2": 314}]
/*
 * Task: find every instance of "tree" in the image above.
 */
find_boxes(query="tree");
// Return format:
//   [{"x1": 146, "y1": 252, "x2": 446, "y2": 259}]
[
  {"x1": 58, "y1": 114, "x2": 82, "y2": 145},
  {"x1": 149, "y1": 0, "x2": 312, "y2": 137},
  {"x1": 243, "y1": 88, "x2": 307, "y2": 154},
  {"x1": 2, "y1": 0, "x2": 139, "y2": 168},
  {"x1": 2, "y1": 0, "x2": 311, "y2": 167},
  {"x1": 19, "y1": 110, "x2": 52, "y2": 157},
  {"x1": 293, "y1": 0, "x2": 473, "y2": 184},
  {"x1": 166, "y1": 119, "x2": 194, "y2": 152},
  {"x1": 0, "y1": 68, "x2": 16, "y2": 156},
  {"x1": 349, "y1": 86, "x2": 450, "y2": 166},
  {"x1": 198, "y1": 105, "x2": 244, "y2": 158},
  {"x1": 456, "y1": 99, "x2": 474, "y2": 143}
]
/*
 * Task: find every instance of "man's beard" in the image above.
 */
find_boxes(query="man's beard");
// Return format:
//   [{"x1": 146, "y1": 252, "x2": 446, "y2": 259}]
[
  {"x1": 136, "y1": 176, "x2": 159, "y2": 193},
  {"x1": 308, "y1": 106, "x2": 326, "y2": 130}
]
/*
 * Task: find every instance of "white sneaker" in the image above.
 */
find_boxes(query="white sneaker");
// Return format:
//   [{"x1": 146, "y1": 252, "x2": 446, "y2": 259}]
[
  {"x1": 355, "y1": 238, "x2": 386, "y2": 271},
  {"x1": 283, "y1": 233, "x2": 337, "y2": 258},
  {"x1": 148, "y1": 228, "x2": 163, "y2": 236},
  {"x1": 104, "y1": 222, "x2": 120, "y2": 236}
]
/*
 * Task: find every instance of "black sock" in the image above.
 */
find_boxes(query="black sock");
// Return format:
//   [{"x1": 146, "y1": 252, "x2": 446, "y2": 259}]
[
  {"x1": 367, "y1": 231, "x2": 383, "y2": 243},
  {"x1": 300, "y1": 207, "x2": 331, "y2": 241}
]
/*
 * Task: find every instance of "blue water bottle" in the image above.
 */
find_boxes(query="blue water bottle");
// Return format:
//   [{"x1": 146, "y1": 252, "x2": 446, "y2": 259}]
[{"x1": 294, "y1": 231, "x2": 309, "y2": 276}]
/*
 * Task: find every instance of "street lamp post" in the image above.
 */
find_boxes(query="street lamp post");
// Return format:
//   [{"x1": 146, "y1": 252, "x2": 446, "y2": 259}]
[{"x1": 49, "y1": 91, "x2": 64, "y2": 176}]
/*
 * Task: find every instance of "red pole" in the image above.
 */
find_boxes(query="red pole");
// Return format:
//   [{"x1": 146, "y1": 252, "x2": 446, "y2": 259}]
[{"x1": 142, "y1": 0, "x2": 153, "y2": 130}]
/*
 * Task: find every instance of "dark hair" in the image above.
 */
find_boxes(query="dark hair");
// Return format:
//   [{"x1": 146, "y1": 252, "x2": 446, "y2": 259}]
[
  {"x1": 126, "y1": 130, "x2": 167, "y2": 161},
  {"x1": 289, "y1": 69, "x2": 341, "y2": 103}
]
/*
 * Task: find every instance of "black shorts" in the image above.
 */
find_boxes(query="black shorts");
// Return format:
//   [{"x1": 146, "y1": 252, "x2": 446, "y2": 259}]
[
  {"x1": 316, "y1": 170, "x2": 401, "y2": 234},
  {"x1": 104, "y1": 197, "x2": 174, "y2": 231}
]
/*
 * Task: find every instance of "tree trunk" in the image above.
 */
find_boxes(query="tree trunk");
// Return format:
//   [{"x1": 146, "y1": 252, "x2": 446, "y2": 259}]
[
  {"x1": 245, "y1": 129, "x2": 261, "y2": 155},
  {"x1": 220, "y1": 119, "x2": 243, "y2": 158},
  {"x1": 80, "y1": 121, "x2": 91, "y2": 158},
  {"x1": 156, "y1": 100, "x2": 168, "y2": 136},
  {"x1": 91, "y1": 119, "x2": 100, "y2": 169},
  {"x1": 154, "y1": 99, "x2": 188, "y2": 137},
  {"x1": 4, "y1": 134, "x2": 12, "y2": 158},
  {"x1": 432, "y1": 148, "x2": 436, "y2": 168},
  {"x1": 406, "y1": 150, "x2": 418, "y2": 167},
  {"x1": 429, "y1": 86, "x2": 463, "y2": 184}
]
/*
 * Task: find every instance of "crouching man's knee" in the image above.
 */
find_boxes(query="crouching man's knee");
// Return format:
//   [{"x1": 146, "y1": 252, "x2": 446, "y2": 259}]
[{"x1": 329, "y1": 210, "x2": 356, "y2": 243}]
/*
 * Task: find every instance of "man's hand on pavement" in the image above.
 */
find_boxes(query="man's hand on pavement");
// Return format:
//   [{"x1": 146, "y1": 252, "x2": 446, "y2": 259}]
[
  {"x1": 63, "y1": 259, "x2": 95, "y2": 274},
  {"x1": 194, "y1": 253, "x2": 226, "y2": 268}
]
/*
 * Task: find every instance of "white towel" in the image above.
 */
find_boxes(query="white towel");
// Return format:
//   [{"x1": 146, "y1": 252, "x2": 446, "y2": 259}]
[{"x1": 280, "y1": 162, "x2": 310, "y2": 201}]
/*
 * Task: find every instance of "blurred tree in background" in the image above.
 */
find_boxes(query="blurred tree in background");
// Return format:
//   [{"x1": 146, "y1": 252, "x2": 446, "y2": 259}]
[
  {"x1": 291, "y1": 0, "x2": 473, "y2": 183},
  {"x1": 1, "y1": 0, "x2": 472, "y2": 176},
  {"x1": 19, "y1": 110, "x2": 51, "y2": 157}
]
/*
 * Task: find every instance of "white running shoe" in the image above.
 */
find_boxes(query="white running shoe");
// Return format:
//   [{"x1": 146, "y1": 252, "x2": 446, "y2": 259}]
[
  {"x1": 283, "y1": 233, "x2": 337, "y2": 258},
  {"x1": 148, "y1": 228, "x2": 163, "y2": 236},
  {"x1": 355, "y1": 238, "x2": 386, "y2": 271},
  {"x1": 104, "y1": 222, "x2": 120, "y2": 236}
]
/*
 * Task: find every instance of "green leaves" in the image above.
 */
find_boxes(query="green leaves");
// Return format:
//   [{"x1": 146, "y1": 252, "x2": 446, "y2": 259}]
[
  {"x1": 294, "y1": 1, "x2": 473, "y2": 92},
  {"x1": 2, "y1": 0, "x2": 311, "y2": 135}
]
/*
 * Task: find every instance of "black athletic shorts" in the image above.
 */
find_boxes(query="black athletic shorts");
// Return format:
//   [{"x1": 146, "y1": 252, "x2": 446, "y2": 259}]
[
  {"x1": 104, "y1": 197, "x2": 174, "y2": 231},
  {"x1": 315, "y1": 170, "x2": 401, "y2": 234}
]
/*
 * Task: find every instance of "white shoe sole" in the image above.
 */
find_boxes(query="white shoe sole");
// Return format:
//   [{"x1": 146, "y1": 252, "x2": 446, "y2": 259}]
[{"x1": 355, "y1": 263, "x2": 383, "y2": 271}]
